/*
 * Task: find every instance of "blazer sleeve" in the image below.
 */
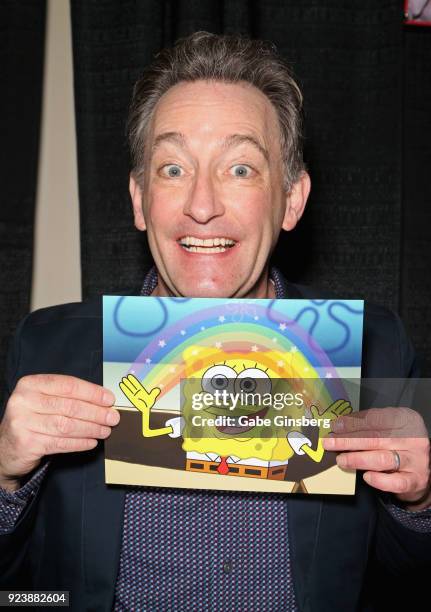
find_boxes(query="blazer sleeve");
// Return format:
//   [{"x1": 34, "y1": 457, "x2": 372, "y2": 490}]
[
  {"x1": 372, "y1": 310, "x2": 431, "y2": 575},
  {"x1": 0, "y1": 314, "x2": 46, "y2": 588}
]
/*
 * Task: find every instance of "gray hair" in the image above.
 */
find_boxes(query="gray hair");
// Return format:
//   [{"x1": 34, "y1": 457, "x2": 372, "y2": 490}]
[{"x1": 127, "y1": 30, "x2": 305, "y2": 191}]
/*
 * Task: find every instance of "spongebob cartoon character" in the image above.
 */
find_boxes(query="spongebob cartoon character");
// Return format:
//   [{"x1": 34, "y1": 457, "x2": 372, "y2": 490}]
[{"x1": 120, "y1": 345, "x2": 352, "y2": 480}]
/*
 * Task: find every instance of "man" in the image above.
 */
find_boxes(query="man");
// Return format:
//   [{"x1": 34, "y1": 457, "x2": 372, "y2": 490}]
[{"x1": 0, "y1": 31, "x2": 430, "y2": 611}]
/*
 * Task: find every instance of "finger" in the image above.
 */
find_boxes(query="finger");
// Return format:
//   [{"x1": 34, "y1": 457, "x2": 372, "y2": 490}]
[
  {"x1": 332, "y1": 407, "x2": 408, "y2": 434},
  {"x1": 334, "y1": 400, "x2": 352, "y2": 416},
  {"x1": 125, "y1": 374, "x2": 143, "y2": 391},
  {"x1": 330, "y1": 429, "x2": 383, "y2": 439},
  {"x1": 327, "y1": 400, "x2": 348, "y2": 415},
  {"x1": 148, "y1": 387, "x2": 161, "y2": 403},
  {"x1": 35, "y1": 432, "x2": 100, "y2": 455},
  {"x1": 121, "y1": 376, "x2": 139, "y2": 395},
  {"x1": 17, "y1": 373, "x2": 114, "y2": 406},
  {"x1": 323, "y1": 435, "x2": 387, "y2": 451},
  {"x1": 120, "y1": 382, "x2": 138, "y2": 405},
  {"x1": 34, "y1": 395, "x2": 120, "y2": 427},
  {"x1": 362, "y1": 470, "x2": 414, "y2": 495},
  {"x1": 336, "y1": 449, "x2": 410, "y2": 472},
  {"x1": 326, "y1": 400, "x2": 343, "y2": 415},
  {"x1": 324, "y1": 434, "x2": 418, "y2": 453},
  {"x1": 27, "y1": 413, "x2": 112, "y2": 439},
  {"x1": 308, "y1": 404, "x2": 321, "y2": 417}
]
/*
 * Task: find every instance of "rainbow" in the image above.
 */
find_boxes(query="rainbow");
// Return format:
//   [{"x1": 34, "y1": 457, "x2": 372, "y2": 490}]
[{"x1": 128, "y1": 303, "x2": 346, "y2": 402}]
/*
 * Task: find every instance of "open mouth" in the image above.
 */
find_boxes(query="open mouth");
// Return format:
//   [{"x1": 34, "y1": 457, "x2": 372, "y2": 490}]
[
  {"x1": 208, "y1": 405, "x2": 269, "y2": 435},
  {"x1": 177, "y1": 235, "x2": 237, "y2": 254}
]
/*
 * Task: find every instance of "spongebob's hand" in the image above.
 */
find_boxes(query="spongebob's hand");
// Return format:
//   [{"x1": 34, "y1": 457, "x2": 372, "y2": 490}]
[
  {"x1": 119, "y1": 374, "x2": 173, "y2": 438},
  {"x1": 287, "y1": 431, "x2": 313, "y2": 455},
  {"x1": 165, "y1": 416, "x2": 185, "y2": 438},
  {"x1": 318, "y1": 399, "x2": 353, "y2": 420}
]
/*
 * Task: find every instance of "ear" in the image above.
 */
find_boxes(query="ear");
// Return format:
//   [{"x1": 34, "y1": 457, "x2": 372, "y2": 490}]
[
  {"x1": 129, "y1": 174, "x2": 146, "y2": 231},
  {"x1": 281, "y1": 171, "x2": 311, "y2": 231}
]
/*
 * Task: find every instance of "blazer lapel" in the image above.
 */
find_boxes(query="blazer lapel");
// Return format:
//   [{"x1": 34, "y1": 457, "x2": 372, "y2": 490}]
[{"x1": 82, "y1": 349, "x2": 126, "y2": 612}]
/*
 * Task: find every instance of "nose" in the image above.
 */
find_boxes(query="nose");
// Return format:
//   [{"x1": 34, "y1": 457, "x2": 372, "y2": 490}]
[{"x1": 183, "y1": 170, "x2": 225, "y2": 223}]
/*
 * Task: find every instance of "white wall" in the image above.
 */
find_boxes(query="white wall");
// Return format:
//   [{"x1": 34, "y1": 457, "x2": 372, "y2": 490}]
[{"x1": 31, "y1": 0, "x2": 81, "y2": 311}]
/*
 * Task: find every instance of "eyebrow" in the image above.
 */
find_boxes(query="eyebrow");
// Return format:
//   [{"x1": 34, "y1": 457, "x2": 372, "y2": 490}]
[{"x1": 151, "y1": 131, "x2": 269, "y2": 162}]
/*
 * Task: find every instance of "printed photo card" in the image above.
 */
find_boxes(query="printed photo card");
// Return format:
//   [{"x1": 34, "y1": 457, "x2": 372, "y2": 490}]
[{"x1": 104, "y1": 296, "x2": 364, "y2": 494}]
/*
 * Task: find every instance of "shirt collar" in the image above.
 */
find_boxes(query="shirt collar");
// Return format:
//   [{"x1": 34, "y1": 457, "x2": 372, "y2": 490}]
[{"x1": 140, "y1": 265, "x2": 288, "y2": 298}]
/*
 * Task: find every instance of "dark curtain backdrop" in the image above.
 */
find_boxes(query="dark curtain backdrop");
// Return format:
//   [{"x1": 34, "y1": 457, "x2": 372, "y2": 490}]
[
  {"x1": 402, "y1": 26, "x2": 431, "y2": 382},
  {"x1": 0, "y1": 0, "x2": 46, "y2": 394}
]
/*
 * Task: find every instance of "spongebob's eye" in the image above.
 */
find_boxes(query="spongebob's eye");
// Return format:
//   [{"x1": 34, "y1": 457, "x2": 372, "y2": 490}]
[
  {"x1": 202, "y1": 365, "x2": 237, "y2": 394},
  {"x1": 235, "y1": 368, "x2": 272, "y2": 395}
]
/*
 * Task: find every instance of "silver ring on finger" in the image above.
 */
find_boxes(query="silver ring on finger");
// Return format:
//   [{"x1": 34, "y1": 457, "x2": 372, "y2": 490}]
[{"x1": 387, "y1": 449, "x2": 401, "y2": 473}]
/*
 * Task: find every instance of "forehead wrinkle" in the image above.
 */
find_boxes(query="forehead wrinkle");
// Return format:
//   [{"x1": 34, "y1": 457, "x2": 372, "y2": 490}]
[
  {"x1": 151, "y1": 131, "x2": 186, "y2": 154},
  {"x1": 221, "y1": 133, "x2": 269, "y2": 163},
  {"x1": 151, "y1": 131, "x2": 269, "y2": 163}
]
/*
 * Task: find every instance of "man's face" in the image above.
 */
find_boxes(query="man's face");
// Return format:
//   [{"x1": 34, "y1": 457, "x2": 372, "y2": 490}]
[{"x1": 130, "y1": 80, "x2": 309, "y2": 298}]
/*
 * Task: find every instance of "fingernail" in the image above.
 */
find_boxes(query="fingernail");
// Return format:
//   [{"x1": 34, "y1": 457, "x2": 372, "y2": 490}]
[
  {"x1": 106, "y1": 409, "x2": 120, "y2": 426},
  {"x1": 323, "y1": 436, "x2": 335, "y2": 448},
  {"x1": 103, "y1": 391, "x2": 115, "y2": 405},
  {"x1": 337, "y1": 455, "x2": 347, "y2": 467},
  {"x1": 332, "y1": 419, "x2": 344, "y2": 432}
]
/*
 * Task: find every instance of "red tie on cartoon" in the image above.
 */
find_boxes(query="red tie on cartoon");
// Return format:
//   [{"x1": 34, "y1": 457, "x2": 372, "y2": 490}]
[{"x1": 217, "y1": 456, "x2": 230, "y2": 475}]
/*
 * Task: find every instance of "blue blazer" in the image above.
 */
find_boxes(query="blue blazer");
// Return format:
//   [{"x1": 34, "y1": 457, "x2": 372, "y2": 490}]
[{"x1": 1, "y1": 282, "x2": 430, "y2": 611}]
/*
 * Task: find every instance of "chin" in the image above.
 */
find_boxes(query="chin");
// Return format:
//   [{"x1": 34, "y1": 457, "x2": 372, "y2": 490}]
[{"x1": 172, "y1": 277, "x2": 240, "y2": 299}]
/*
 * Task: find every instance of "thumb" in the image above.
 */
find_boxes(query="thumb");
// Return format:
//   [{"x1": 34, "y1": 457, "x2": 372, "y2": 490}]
[
  {"x1": 149, "y1": 387, "x2": 161, "y2": 403},
  {"x1": 308, "y1": 404, "x2": 319, "y2": 418}
]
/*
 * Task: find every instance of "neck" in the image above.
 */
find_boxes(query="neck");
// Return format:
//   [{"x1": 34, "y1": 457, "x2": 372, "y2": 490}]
[{"x1": 151, "y1": 268, "x2": 276, "y2": 299}]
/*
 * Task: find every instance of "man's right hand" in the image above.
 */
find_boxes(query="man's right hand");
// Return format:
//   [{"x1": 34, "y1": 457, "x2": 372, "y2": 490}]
[{"x1": 0, "y1": 374, "x2": 119, "y2": 492}]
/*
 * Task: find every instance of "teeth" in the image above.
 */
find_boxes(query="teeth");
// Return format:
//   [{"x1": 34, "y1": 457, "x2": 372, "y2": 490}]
[
  {"x1": 179, "y1": 236, "x2": 236, "y2": 248},
  {"x1": 185, "y1": 246, "x2": 227, "y2": 253}
]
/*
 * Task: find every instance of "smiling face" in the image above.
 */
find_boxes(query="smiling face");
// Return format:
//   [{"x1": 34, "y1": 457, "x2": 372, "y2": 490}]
[
  {"x1": 130, "y1": 79, "x2": 310, "y2": 298},
  {"x1": 180, "y1": 347, "x2": 308, "y2": 461}
]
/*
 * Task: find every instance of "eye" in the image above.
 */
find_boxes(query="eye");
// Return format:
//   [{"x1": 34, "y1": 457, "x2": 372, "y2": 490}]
[
  {"x1": 161, "y1": 164, "x2": 183, "y2": 178},
  {"x1": 230, "y1": 164, "x2": 253, "y2": 178},
  {"x1": 201, "y1": 365, "x2": 237, "y2": 394},
  {"x1": 235, "y1": 368, "x2": 272, "y2": 395}
]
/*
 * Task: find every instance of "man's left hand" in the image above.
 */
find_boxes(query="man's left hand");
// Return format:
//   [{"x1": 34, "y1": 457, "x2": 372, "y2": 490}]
[{"x1": 322, "y1": 407, "x2": 431, "y2": 510}]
